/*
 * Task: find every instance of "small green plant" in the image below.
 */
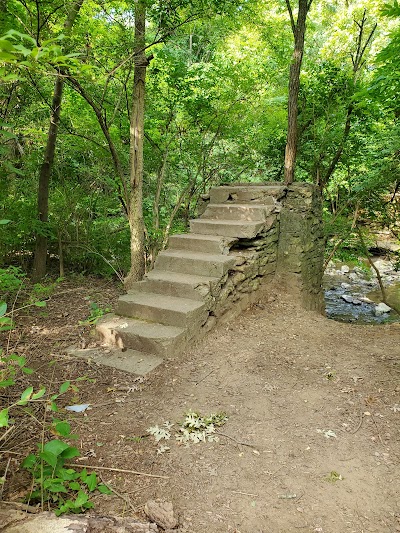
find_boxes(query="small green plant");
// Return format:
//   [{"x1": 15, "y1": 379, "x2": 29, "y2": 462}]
[
  {"x1": 22, "y1": 419, "x2": 111, "y2": 516},
  {"x1": 28, "y1": 280, "x2": 60, "y2": 303},
  {"x1": 325, "y1": 471, "x2": 344, "y2": 483},
  {"x1": 79, "y1": 302, "x2": 111, "y2": 326},
  {"x1": 0, "y1": 301, "x2": 14, "y2": 332},
  {"x1": 0, "y1": 266, "x2": 25, "y2": 302}
]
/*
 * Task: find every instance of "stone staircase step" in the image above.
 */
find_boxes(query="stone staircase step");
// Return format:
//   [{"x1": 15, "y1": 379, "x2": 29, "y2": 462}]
[
  {"x1": 131, "y1": 271, "x2": 220, "y2": 301},
  {"x1": 154, "y1": 250, "x2": 235, "y2": 277},
  {"x1": 201, "y1": 203, "x2": 274, "y2": 221},
  {"x1": 67, "y1": 345, "x2": 164, "y2": 375},
  {"x1": 190, "y1": 219, "x2": 265, "y2": 239},
  {"x1": 116, "y1": 292, "x2": 208, "y2": 328},
  {"x1": 210, "y1": 185, "x2": 286, "y2": 204},
  {"x1": 168, "y1": 233, "x2": 237, "y2": 255},
  {"x1": 97, "y1": 314, "x2": 186, "y2": 356}
]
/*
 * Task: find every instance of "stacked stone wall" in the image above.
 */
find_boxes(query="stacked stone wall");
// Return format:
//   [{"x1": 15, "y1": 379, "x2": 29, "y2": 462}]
[{"x1": 200, "y1": 182, "x2": 325, "y2": 329}]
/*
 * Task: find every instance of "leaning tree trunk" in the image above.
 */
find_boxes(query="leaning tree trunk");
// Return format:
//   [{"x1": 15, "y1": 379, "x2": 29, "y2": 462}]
[
  {"x1": 284, "y1": 0, "x2": 311, "y2": 185},
  {"x1": 31, "y1": 0, "x2": 84, "y2": 281},
  {"x1": 125, "y1": 0, "x2": 147, "y2": 289}
]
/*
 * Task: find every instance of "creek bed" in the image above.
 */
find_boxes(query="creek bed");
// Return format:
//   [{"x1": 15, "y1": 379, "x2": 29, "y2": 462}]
[{"x1": 324, "y1": 260, "x2": 400, "y2": 324}]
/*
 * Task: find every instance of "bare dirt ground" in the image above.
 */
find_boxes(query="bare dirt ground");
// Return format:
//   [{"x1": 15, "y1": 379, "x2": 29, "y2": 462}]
[{"x1": 1, "y1": 278, "x2": 400, "y2": 533}]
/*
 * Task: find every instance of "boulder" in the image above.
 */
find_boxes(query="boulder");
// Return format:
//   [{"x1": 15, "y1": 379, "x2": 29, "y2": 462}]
[
  {"x1": 374, "y1": 302, "x2": 392, "y2": 316},
  {"x1": 144, "y1": 500, "x2": 178, "y2": 530}
]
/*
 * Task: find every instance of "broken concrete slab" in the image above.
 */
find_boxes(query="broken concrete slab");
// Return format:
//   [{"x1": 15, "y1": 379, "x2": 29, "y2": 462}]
[{"x1": 67, "y1": 345, "x2": 164, "y2": 375}]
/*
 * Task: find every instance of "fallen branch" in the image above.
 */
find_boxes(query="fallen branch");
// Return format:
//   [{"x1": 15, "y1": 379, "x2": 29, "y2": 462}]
[
  {"x1": 65, "y1": 463, "x2": 169, "y2": 479},
  {"x1": 98, "y1": 473, "x2": 137, "y2": 513},
  {"x1": 350, "y1": 412, "x2": 364, "y2": 434}
]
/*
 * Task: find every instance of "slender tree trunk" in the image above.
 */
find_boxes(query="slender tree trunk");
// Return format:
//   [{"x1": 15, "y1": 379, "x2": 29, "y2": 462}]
[
  {"x1": 31, "y1": 0, "x2": 84, "y2": 281},
  {"x1": 125, "y1": 0, "x2": 147, "y2": 288},
  {"x1": 284, "y1": 0, "x2": 311, "y2": 185}
]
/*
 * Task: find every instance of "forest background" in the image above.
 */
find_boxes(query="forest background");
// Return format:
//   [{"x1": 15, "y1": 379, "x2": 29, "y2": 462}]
[{"x1": 0, "y1": 0, "x2": 399, "y2": 291}]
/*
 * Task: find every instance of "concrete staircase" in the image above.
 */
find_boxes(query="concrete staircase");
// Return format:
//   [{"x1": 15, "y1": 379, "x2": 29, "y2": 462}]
[{"x1": 72, "y1": 185, "x2": 285, "y2": 375}]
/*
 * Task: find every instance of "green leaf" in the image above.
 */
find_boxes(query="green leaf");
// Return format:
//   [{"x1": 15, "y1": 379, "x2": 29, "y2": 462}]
[
  {"x1": 83, "y1": 501, "x2": 94, "y2": 509},
  {"x1": 39, "y1": 450, "x2": 57, "y2": 468},
  {"x1": 0, "y1": 51, "x2": 17, "y2": 61},
  {"x1": 85, "y1": 472, "x2": 97, "y2": 492},
  {"x1": 75, "y1": 490, "x2": 89, "y2": 507},
  {"x1": 0, "y1": 408, "x2": 9, "y2": 427},
  {"x1": 54, "y1": 421, "x2": 71, "y2": 437},
  {"x1": 98, "y1": 484, "x2": 113, "y2": 494},
  {"x1": 0, "y1": 302, "x2": 6, "y2": 315},
  {"x1": 50, "y1": 401, "x2": 58, "y2": 412},
  {"x1": 21, "y1": 367, "x2": 34, "y2": 375},
  {"x1": 9, "y1": 354, "x2": 25, "y2": 366},
  {"x1": 34, "y1": 301, "x2": 46, "y2": 307},
  {"x1": 59, "y1": 468, "x2": 78, "y2": 481},
  {"x1": 59, "y1": 381, "x2": 70, "y2": 394},
  {"x1": 18, "y1": 386, "x2": 33, "y2": 405},
  {"x1": 32, "y1": 387, "x2": 46, "y2": 400},
  {"x1": 0, "y1": 220, "x2": 11, "y2": 225},
  {"x1": 0, "y1": 379, "x2": 15, "y2": 388},
  {"x1": 69, "y1": 481, "x2": 81, "y2": 491},
  {"x1": 43, "y1": 439, "x2": 70, "y2": 457},
  {"x1": 0, "y1": 39, "x2": 14, "y2": 52},
  {"x1": 60, "y1": 446, "x2": 79, "y2": 459},
  {"x1": 22, "y1": 454, "x2": 37, "y2": 469},
  {"x1": 47, "y1": 483, "x2": 68, "y2": 493}
]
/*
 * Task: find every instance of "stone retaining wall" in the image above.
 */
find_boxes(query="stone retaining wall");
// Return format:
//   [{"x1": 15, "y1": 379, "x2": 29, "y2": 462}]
[{"x1": 201, "y1": 182, "x2": 325, "y2": 330}]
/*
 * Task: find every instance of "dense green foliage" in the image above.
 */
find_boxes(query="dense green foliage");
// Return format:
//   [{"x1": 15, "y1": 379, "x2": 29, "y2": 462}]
[{"x1": 0, "y1": 0, "x2": 399, "y2": 281}]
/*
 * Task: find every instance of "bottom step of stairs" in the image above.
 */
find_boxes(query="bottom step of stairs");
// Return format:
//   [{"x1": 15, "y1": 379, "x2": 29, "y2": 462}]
[{"x1": 66, "y1": 346, "x2": 164, "y2": 376}]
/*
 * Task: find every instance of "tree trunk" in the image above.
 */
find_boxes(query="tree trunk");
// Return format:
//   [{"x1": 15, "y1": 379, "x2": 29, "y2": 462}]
[
  {"x1": 284, "y1": 0, "x2": 311, "y2": 185},
  {"x1": 125, "y1": 0, "x2": 147, "y2": 289},
  {"x1": 31, "y1": 0, "x2": 84, "y2": 281}
]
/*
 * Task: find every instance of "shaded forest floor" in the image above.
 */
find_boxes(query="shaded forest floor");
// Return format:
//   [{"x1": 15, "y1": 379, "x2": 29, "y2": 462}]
[{"x1": 1, "y1": 277, "x2": 400, "y2": 533}]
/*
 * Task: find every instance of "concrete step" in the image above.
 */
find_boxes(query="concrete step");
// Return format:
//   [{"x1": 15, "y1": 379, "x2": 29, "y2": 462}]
[
  {"x1": 154, "y1": 250, "x2": 235, "y2": 277},
  {"x1": 168, "y1": 233, "x2": 237, "y2": 255},
  {"x1": 67, "y1": 345, "x2": 164, "y2": 375},
  {"x1": 209, "y1": 185, "x2": 286, "y2": 204},
  {"x1": 131, "y1": 271, "x2": 220, "y2": 301},
  {"x1": 201, "y1": 203, "x2": 274, "y2": 221},
  {"x1": 97, "y1": 314, "x2": 186, "y2": 356},
  {"x1": 190, "y1": 219, "x2": 265, "y2": 239},
  {"x1": 116, "y1": 292, "x2": 208, "y2": 328}
]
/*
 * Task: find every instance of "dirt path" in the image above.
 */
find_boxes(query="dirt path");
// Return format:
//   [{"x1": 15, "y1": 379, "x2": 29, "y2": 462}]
[{"x1": 2, "y1": 280, "x2": 400, "y2": 532}]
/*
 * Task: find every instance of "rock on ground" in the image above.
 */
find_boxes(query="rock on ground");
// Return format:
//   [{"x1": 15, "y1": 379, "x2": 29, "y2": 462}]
[
  {"x1": 144, "y1": 500, "x2": 178, "y2": 530},
  {"x1": 0, "y1": 507, "x2": 157, "y2": 533}
]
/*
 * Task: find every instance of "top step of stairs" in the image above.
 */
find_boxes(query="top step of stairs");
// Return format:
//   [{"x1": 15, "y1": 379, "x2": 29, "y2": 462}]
[{"x1": 209, "y1": 184, "x2": 286, "y2": 204}]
